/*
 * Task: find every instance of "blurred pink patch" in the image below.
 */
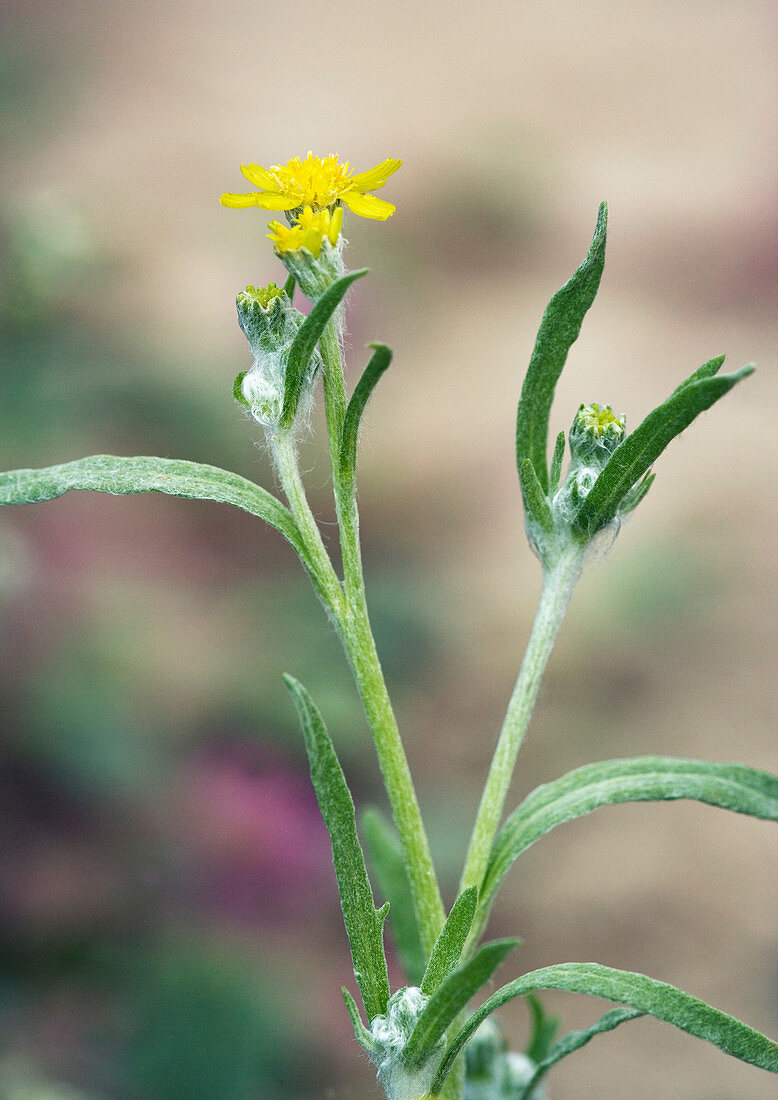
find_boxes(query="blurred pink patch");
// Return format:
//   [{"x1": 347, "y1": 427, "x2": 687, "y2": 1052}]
[{"x1": 176, "y1": 740, "x2": 334, "y2": 924}]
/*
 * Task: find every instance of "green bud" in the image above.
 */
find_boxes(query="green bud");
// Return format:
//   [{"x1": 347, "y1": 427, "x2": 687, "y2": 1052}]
[
  {"x1": 236, "y1": 282, "x2": 291, "y2": 357},
  {"x1": 465, "y1": 1017, "x2": 508, "y2": 1080},
  {"x1": 568, "y1": 402, "x2": 625, "y2": 467},
  {"x1": 233, "y1": 282, "x2": 320, "y2": 430},
  {"x1": 277, "y1": 236, "x2": 347, "y2": 302},
  {"x1": 369, "y1": 987, "x2": 444, "y2": 1100},
  {"x1": 462, "y1": 1018, "x2": 544, "y2": 1099},
  {"x1": 549, "y1": 402, "x2": 626, "y2": 538}
]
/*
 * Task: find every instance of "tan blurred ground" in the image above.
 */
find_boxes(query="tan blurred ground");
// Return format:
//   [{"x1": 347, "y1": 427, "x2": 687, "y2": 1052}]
[{"x1": 1, "y1": 1, "x2": 776, "y2": 1097}]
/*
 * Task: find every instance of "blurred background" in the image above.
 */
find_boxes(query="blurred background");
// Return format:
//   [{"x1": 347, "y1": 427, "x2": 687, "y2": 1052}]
[{"x1": 0, "y1": 1, "x2": 776, "y2": 1097}]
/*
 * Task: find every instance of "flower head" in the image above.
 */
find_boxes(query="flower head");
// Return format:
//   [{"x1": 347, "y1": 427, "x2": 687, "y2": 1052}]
[
  {"x1": 221, "y1": 152, "x2": 401, "y2": 220},
  {"x1": 267, "y1": 205, "x2": 343, "y2": 258},
  {"x1": 569, "y1": 402, "x2": 626, "y2": 464}
]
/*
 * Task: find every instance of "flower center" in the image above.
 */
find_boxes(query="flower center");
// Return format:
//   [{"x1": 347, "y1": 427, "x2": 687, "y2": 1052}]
[
  {"x1": 577, "y1": 402, "x2": 624, "y2": 437},
  {"x1": 270, "y1": 153, "x2": 352, "y2": 208}
]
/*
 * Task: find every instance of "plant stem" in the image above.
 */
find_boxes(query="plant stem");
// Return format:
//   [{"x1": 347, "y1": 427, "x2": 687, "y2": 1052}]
[
  {"x1": 319, "y1": 317, "x2": 446, "y2": 958},
  {"x1": 269, "y1": 429, "x2": 346, "y2": 618},
  {"x1": 460, "y1": 543, "x2": 584, "y2": 899}
]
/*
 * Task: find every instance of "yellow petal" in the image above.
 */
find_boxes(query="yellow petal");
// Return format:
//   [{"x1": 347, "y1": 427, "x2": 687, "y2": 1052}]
[
  {"x1": 240, "y1": 162, "x2": 280, "y2": 189},
  {"x1": 348, "y1": 158, "x2": 402, "y2": 192},
  {"x1": 220, "y1": 192, "x2": 262, "y2": 208},
  {"x1": 340, "y1": 191, "x2": 396, "y2": 220},
  {"x1": 328, "y1": 205, "x2": 344, "y2": 243},
  {"x1": 249, "y1": 193, "x2": 300, "y2": 211}
]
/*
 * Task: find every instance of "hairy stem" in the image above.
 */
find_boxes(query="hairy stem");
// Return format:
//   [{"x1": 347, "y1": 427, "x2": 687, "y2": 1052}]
[
  {"x1": 269, "y1": 429, "x2": 346, "y2": 618},
  {"x1": 460, "y1": 544, "x2": 584, "y2": 901},
  {"x1": 319, "y1": 318, "x2": 446, "y2": 958}
]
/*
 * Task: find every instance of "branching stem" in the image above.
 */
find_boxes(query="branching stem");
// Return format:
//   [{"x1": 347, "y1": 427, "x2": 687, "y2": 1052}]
[{"x1": 460, "y1": 544, "x2": 584, "y2": 902}]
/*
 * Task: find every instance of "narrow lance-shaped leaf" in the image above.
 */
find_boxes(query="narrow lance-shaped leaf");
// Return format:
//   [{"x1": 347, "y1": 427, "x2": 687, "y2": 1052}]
[
  {"x1": 339, "y1": 342, "x2": 393, "y2": 487},
  {"x1": 547, "y1": 431, "x2": 567, "y2": 495},
  {"x1": 342, "y1": 987, "x2": 380, "y2": 1054},
  {"x1": 524, "y1": 992, "x2": 560, "y2": 1064},
  {"x1": 431, "y1": 962, "x2": 778, "y2": 1092},
  {"x1": 0, "y1": 454, "x2": 301, "y2": 551},
  {"x1": 420, "y1": 886, "x2": 478, "y2": 996},
  {"x1": 283, "y1": 675, "x2": 390, "y2": 1021},
  {"x1": 516, "y1": 202, "x2": 607, "y2": 491},
  {"x1": 518, "y1": 458, "x2": 554, "y2": 536},
  {"x1": 280, "y1": 268, "x2": 368, "y2": 428},
  {"x1": 476, "y1": 756, "x2": 778, "y2": 943},
  {"x1": 0, "y1": 454, "x2": 348, "y2": 608},
  {"x1": 518, "y1": 1008, "x2": 643, "y2": 1099},
  {"x1": 573, "y1": 362, "x2": 754, "y2": 539},
  {"x1": 402, "y1": 938, "x2": 519, "y2": 1070},
  {"x1": 671, "y1": 352, "x2": 726, "y2": 394},
  {"x1": 362, "y1": 807, "x2": 427, "y2": 986},
  {"x1": 282, "y1": 272, "x2": 296, "y2": 301}
]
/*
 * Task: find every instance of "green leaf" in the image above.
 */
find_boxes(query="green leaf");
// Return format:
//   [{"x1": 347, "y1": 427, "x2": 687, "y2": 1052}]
[
  {"x1": 339, "y1": 342, "x2": 393, "y2": 487},
  {"x1": 362, "y1": 807, "x2": 427, "y2": 985},
  {"x1": 518, "y1": 1007, "x2": 643, "y2": 1098},
  {"x1": 403, "y1": 938, "x2": 519, "y2": 1070},
  {"x1": 283, "y1": 675, "x2": 390, "y2": 1022},
  {"x1": 280, "y1": 268, "x2": 368, "y2": 429},
  {"x1": 0, "y1": 454, "x2": 348, "y2": 611},
  {"x1": 421, "y1": 887, "x2": 478, "y2": 996},
  {"x1": 516, "y1": 203, "x2": 607, "y2": 492},
  {"x1": 671, "y1": 353, "x2": 726, "y2": 393},
  {"x1": 282, "y1": 273, "x2": 296, "y2": 301},
  {"x1": 0, "y1": 453, "x2": 302, "y2": 549},
  {"x1": 572, "y1": 362, "x2": 754, "y2": 539},
  {"x1": 547, "y1": 431, "x2": 566, "y2": 495},
  {"x1": 617, "y1": 470, "x2": 654, "y2": 516},
  {"x1": 232, "y1": 370, "x2": 250, "y2": 407},
  {"x1": 518, "y1": 458, "x2": 554, "y2": 536},
  {"x1": 478, "y1": 756, "x2": 778, "y2": 935},
  {"x1": 524, "y1": 993, "x2": 560, "y2": 1063},
  {"x1": 342, "y1": 987, "x2": 379, "y2": 1054},
  {"x1": 432, "y1": 962, "x2": 778, "y2": 1092}
]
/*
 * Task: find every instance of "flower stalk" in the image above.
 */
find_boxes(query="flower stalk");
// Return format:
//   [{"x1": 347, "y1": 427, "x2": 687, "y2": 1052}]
[
  {"x1": 460, "y1": 542, "x2": 584, "y2": 926},
  {"x1": 318, "y1": 314, "x2": 447, "y2": 956}
]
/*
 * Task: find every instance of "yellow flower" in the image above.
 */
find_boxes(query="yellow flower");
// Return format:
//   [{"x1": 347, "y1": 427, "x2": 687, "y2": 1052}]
[
  {"x1": 221, "y1": 152, "x2": 401, "y2": 220},
  {"x1": 267, "y1": 205, "x2": 343, "y2": 258}
]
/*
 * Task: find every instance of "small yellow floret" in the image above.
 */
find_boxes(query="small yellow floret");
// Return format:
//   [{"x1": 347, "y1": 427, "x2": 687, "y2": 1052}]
[
  {"x1": 240, "y1": 281, "x2": 284, "y2": 310},
  {"x1": 577, "y1": 403, "x2": 625, "y2": 437},
  {"x1": 221, "y1": 152, "x2": 401, "y2": 220},
  {"x1": 267, "y1": 206, "x2": 343, "y2": 258}
]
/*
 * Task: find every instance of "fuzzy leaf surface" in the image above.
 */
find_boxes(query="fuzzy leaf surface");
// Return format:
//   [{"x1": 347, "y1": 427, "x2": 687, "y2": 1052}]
[
  {"x1": 340, "y1": 342, "x2": 393, "y2": 486},
  {"x1": 280, "y1": 268, "x2": 368, "y2": 428},
  {"x1": 670, "y1": 353, "x2": 726, "y2": 393},
  {"x1": 572, "y1": 363, "x2": 753, "y2": 538},
  {"x1": 518, "y1": 458, "x2": 554, "y2": 536},
  {"x1": 515, "y1": 202, "x2": 607, "y2": 491},
  {"x1": 524, "y1": 993, "x2": 561, "y2": 1064},
  {"x1": 362, "y1": 807, "x2": 427, "y2": 985},
  {"x1": 403, "y1": 938, "x2": 519, "y2": 1069},
  {"x1": 519, "y1": 1007, "x2": 643, "y2": 1097},
  {"x1": 479, "y1": 756, "x2": 778, "y2": 932},
  {"x1": 284, "y1": 676, "x2": 390, "y2": 1021},
  {"x1": 342, "y1": 987, "x2": 379, "y2": 1054},
  {"x1": 432, "y1": 963, "x2": 778, "y2": 1091},
  {"x1": 421, "y1": 886, "x2": 478, "y2": 996},
  {"x1": 0, "y1": 454, "x2": 302, "y2": 549}
]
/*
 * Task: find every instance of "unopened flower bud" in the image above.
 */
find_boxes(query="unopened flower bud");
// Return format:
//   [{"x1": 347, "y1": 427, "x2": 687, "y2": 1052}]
[
  {"x1": 233, "y1": 282, "x2": 319, "y2": 429},
  {"x1": 368, "y1": 987, "x2": 444, "y2": 1100},
  {"x1": 236, "y1": 282, "x2": 291, "y2": 356},
  {"x1": 267, "y1": 206, "x2": 346, "y2": 300},
  {"x1": 569, "y1": 402, "x2": 625, "y2": 467}
]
